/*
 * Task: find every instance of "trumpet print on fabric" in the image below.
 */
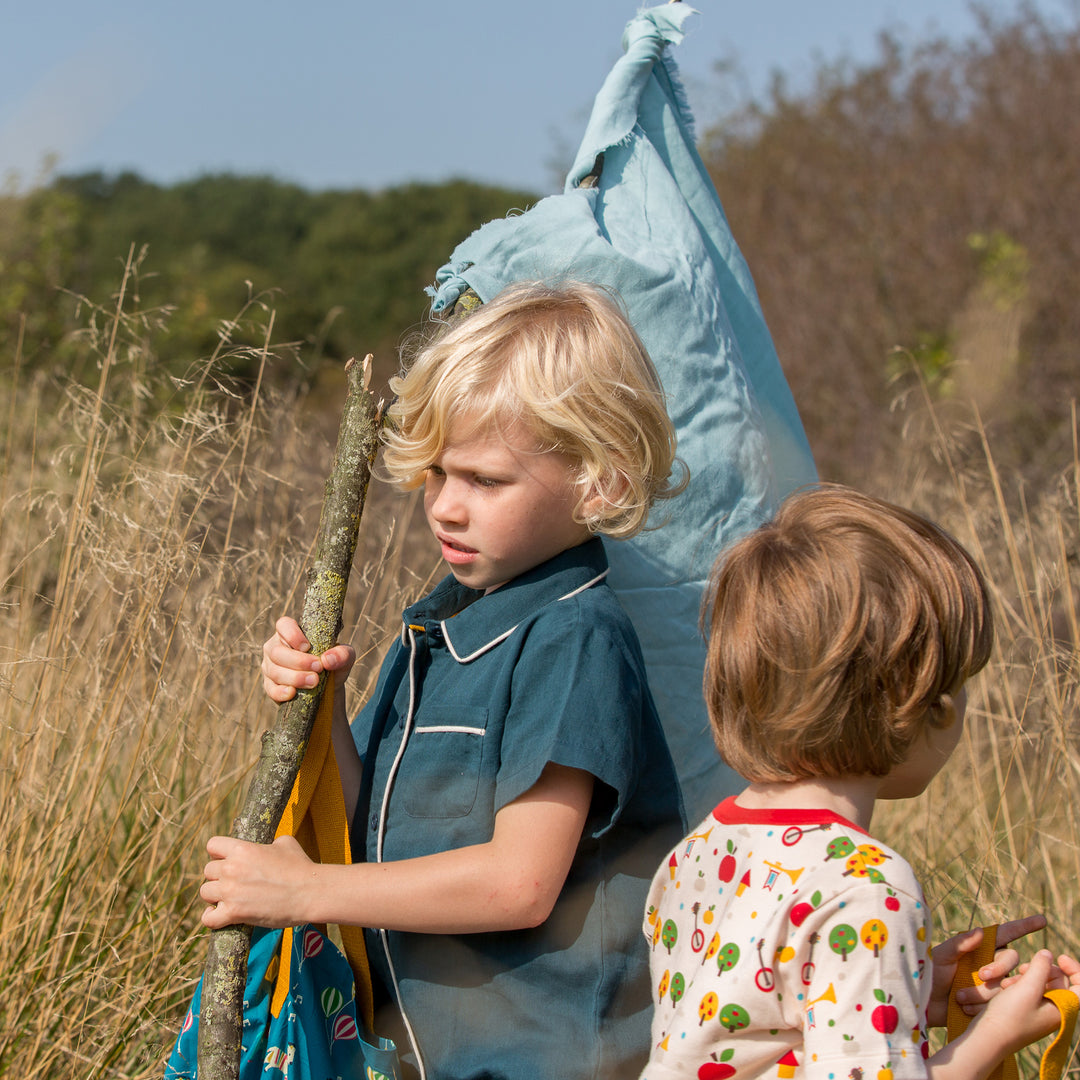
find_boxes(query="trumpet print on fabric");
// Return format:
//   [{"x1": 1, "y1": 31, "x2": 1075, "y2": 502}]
[{"x1": 641, "y1": 798, "x2": 932, "y2": 1080}]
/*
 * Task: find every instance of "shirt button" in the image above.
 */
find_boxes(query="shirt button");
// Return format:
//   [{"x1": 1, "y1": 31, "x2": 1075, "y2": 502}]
[{"x1": 370, "y1": 813, "x2": 379, "y2": 830}]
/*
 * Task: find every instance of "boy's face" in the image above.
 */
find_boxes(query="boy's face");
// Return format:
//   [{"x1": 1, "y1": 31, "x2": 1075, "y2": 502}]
[
  {"x1": 423, "y1": 421, "x2": 593, "y2": 594},
  {"x1": 877, "y1": 686, "x2": 967, "y2": 800}
]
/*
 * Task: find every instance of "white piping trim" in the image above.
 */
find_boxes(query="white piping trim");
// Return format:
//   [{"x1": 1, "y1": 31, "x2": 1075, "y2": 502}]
[
  {"x1": 376, "y1": 626, "x2": 426, "y2": 1080},
  {"x1": 443, "y1": 621, "x2": 518, "y2": 663},
  {"x1": 441, "y1": 568, "x2": 609, "y2": 663},
  {"x1": 414, "y1": 724, "x2": 486, "y2": 736},
  {"x1": 378, "y1": 926, "x2": 423, "y2": 1080},
  {"x1": 557, "y1": 568, "x2": 608, "y2": 601}
]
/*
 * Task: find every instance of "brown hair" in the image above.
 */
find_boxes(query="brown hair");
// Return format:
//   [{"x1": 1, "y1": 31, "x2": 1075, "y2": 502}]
[
  {"x1": 703, "y1": 485, "x2": 994, "y2": 782},
  {"x1": 381, "y1": 281, "x2": 684, "y2": 539}
]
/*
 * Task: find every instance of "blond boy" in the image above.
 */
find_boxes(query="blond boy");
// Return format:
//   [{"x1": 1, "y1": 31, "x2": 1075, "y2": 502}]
[{"x1": 203, "y1": 282, "x2": 688, "y2": 1080}]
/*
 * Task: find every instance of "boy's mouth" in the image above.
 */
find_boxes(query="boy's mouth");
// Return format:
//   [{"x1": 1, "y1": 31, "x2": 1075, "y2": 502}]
[{"x1": 438, "y1": 535, "x2": 478, "y2": 564}]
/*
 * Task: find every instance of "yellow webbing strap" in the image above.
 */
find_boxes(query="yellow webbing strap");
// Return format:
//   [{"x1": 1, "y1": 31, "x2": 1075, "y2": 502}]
[
  {"x1": 947, "y1": 926, "x2": 1019, "y2": 1080},
  {"x1": 947, "y1": 925, "x2": 1078, "y2": 1080},
  {"x1": 1040, "y1": 989, "x2": 1079, "y2": 1080},
  {"x1": 270, "y1": 672, "x2": 375, "y2": 1028}
]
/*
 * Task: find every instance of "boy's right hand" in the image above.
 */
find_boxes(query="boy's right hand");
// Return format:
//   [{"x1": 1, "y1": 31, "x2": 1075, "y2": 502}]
[{"x1": 261, "y1": 616, "x2": 356, "y2": 703}]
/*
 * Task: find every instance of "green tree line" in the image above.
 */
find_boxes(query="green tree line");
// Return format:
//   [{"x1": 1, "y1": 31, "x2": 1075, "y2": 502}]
[{"x1": 0, "y1": 173, "x2": 537, "y2": 386}]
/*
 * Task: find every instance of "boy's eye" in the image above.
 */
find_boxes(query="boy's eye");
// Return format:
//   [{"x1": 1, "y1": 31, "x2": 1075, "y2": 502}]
[
  {"x1": 427, "y1": 465, "x2": 445, "y2": 478},
  {"x1": 473, "y1": 475, "x2": 502, "y2": 489}
]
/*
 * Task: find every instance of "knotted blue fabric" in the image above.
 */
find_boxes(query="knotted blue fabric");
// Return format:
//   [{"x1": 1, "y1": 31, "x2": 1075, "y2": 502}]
[{"x1": 427, "y1": 5, "x2": 817, "y2": 822}]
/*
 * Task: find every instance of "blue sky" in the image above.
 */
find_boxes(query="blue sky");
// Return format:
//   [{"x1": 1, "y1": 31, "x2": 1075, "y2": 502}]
[{"x1": 2, "y1": 1, "x2": 1076, "y2": 195}]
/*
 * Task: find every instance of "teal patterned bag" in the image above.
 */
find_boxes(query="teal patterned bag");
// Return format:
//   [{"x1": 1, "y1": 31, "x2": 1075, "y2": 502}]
[{"x1": 166, "y1": 924, "x2": 400, "y2": 1080}]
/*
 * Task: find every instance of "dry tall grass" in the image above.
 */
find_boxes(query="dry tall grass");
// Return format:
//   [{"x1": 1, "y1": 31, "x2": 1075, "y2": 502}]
[
  {"x1": 873, "y1": 387, "x2": 1080, "y2": 1071},
  {"x1": 1, "y1": 272, "x2": 1077, "y2": 1077},
  {"x1": 0, "y1": 260, "x2": 435, "y2": 1078}
]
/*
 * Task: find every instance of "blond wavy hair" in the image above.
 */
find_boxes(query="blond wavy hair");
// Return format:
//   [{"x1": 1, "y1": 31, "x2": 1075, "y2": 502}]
[
  {"x1": 703, "y1": 485, "x2": 994, "y2": 782},
  {"x1": 381, "y1": 281, "x2": 683, "y2": 538}
]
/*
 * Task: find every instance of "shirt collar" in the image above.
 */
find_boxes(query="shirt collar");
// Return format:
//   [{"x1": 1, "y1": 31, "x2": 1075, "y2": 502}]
[
  {"x1": 402, "y1": 537, "x2": 610, "y2": 663},
  {"x1": 711, "y1": 795, "x2": 869, "y2": 836}
]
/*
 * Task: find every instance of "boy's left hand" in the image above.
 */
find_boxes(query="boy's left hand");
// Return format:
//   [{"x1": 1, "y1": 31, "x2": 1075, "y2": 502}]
[
  {"x1": 927, "y1": 914, "x2": 1048, "y2": 1026},
  {"x1": 200, "y1": 834, "x2": 315, "y2": 930}
]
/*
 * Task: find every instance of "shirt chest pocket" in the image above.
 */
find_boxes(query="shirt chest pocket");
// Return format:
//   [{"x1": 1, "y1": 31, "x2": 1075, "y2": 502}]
[{"x1": 397, "y1": 707, "x2": 488, "y2": 819}]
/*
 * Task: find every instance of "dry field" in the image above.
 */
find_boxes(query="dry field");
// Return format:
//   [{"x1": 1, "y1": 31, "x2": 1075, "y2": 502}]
[{"x1": 1, "y1": 278, "x2": 1077, "y2": 1077}]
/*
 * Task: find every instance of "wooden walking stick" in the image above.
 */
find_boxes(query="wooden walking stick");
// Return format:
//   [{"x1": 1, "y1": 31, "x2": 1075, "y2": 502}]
[{"x1": 197, "y1": 355, "x2": 383, "y2": 1080}]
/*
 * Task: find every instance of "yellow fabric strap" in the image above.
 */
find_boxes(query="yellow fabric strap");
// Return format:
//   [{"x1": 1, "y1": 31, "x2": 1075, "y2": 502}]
[
  {"x1": 1040, "y1": 989, "x2": 1079, "y2": 1080},
  {"x1": 946, "y1": 924, "x2": 1078, "y2": 1080},
  {"x1": 947, "y1": 925, "x2": 1019, "y2": 1080},
  {"x1": 269, "y1": 672, "x2": 374, "y2": 1028}
]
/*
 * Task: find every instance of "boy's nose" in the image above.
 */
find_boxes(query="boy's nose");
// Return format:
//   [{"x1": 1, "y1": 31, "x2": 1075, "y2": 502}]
[{"x1": 429, "y1": 480, "x2": 466, "y2": 524}]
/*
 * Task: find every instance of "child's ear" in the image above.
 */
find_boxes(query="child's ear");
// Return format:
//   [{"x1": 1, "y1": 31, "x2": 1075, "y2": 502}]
[
  {"x1": 578, "y1": 488, "x2": 606, "y2": 527},
  {"x1": 929, "y1": 693, "x2": 958, "y2": 729},
  {"x1": 579, "y1": 473, "x2": 630, "y2": 524}
]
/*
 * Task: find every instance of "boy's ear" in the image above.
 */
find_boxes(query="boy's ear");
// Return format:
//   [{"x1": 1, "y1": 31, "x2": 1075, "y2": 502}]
[
  {"x1": 579, "y1": 473, "x2": 630, "y2": 523},
  {"x1": 579, "y1": 486, "x2": 607, "y2": 519},
  {"x1": 930, "y1": 693, "x2": 958, "y2": 729}
]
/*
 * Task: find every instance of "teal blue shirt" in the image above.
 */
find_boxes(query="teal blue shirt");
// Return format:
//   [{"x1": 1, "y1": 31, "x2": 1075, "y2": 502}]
[{"x1": 351, "y1": 538, "x2": 685, "y2": 1080}]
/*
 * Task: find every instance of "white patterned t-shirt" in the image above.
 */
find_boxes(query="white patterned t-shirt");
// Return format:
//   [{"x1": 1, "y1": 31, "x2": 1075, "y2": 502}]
[{"x1": 640, "y1": 798, "x2": 932, "y2": 1080}]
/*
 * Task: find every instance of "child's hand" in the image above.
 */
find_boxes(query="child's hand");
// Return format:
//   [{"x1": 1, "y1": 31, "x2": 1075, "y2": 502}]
[
  {"x1": 262, "y1": 616, "x2": 356, "y2": 703},
  {"x1": 928, "y1": 950, "x2": 1080, "y2": 1079},
  {"x1": 969, "y1": 950, "x2": 1079, "y2": 1057},
  {"x1": 1002, "y1": 951, "x2": 1080, "y2": 993},
  {"x1": 200, "y1": 834, "x2": 315, "y2": 929},
  {"x1": 927, "y1": 915, "x2": 1048, "y2": 1026}
]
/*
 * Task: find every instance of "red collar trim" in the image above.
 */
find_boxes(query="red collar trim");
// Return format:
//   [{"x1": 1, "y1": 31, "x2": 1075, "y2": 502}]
[{"x1": 711, "y1": 795, "x2": 868, "y2": 836}]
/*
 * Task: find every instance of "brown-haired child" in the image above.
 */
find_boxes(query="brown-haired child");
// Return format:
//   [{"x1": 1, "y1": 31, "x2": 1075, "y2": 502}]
[{"x1": 641, "y1": 485, "x2": 1079, "y2": 1080}]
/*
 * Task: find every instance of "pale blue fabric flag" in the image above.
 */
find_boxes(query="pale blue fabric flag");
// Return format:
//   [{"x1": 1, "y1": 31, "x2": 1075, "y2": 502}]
[{"x1": 427, "y1": 4, "x2": 817, "y2": 823}]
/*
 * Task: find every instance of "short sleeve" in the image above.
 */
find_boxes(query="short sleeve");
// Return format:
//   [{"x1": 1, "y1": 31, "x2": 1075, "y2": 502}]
[
  {"x1": 794, "y1": 882, "x2": 931, "y2": 1079},
  {"x1": 493, "y1": 595, "x2": 655, "y2": 836}
]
